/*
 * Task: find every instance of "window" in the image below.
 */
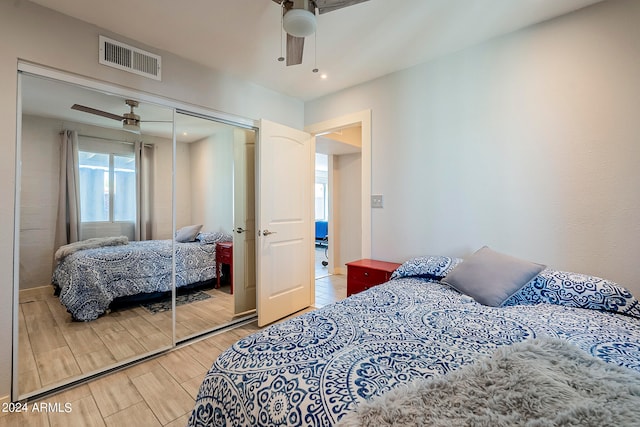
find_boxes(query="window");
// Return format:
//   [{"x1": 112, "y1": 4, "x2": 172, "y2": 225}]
[
  {"x1": 78, "y1": 150, "x2": 136, "y2": 222},
  {"x1": 315, "y1": 153, "x2": 328, "y2": 220},
  {"x1": 315, "y1": 182, "x2": 326, "y2": 220}
]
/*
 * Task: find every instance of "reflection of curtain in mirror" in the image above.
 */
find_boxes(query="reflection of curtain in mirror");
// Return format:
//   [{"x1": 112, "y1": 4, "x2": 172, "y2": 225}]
[
  {"x1": 54, "y1": 130, "x2": 80, "y2": 251},
  {"x1": 135, "y1": 141, "x2": 153, "y2": 240}
]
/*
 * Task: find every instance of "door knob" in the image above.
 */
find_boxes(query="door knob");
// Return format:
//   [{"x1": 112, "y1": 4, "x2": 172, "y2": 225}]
[
  {"x1": 261, "y1": 229, "x2": 277, "y2": 236},
  {"x1": 235, "y1": 227, "x2": 247, "y2": 234}
]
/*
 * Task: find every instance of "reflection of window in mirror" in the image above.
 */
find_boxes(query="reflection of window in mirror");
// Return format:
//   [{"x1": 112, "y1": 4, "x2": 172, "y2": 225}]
[
  {"x1": 78, "y1": 148, "x2": 136, "y2": 223},
  {"x1": 75, "y1": 137, "x2": 142, "y2": 241}
]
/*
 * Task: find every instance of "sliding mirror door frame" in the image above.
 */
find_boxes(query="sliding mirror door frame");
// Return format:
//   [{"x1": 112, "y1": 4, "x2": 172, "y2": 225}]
[{"x1": 12, "y1": 62, "x2": 259, "y2": 401}]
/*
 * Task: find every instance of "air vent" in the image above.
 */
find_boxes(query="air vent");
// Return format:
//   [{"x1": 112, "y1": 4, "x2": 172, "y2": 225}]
[{"x1": 99, "y1": 36, "x2": 161, "y2": 81}]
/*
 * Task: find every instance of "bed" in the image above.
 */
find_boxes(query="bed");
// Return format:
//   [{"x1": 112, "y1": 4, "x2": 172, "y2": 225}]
[
  {"x1": 52, "y1": 230, "x2": 231, "y2": 321},
  {"x1": 188, "y1": 249, "x2": 640, "y2": 426}
]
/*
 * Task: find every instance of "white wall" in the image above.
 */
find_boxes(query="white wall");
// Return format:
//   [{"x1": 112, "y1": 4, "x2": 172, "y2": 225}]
[
  {"x1": 306, "y1": 0, "x2": 640, "y2": 296},
  {"x1": 0, "y1": 1, "x2": 303, "y2": 399},
  {"x1": 151, "y1": 137, "x2": 177, "y2": 239},
  {"x1": 20, "y1": 116, "x2": 61, "y2": 289},
  {"x1": 174, "y1": 141, "x2": 193, "y2": 232},
  {"x1": 333, "y1": 153, "x2": 362, "y2": 271},
  {"x1": 190, "y1": 131, "x2": 235, "y2": 234}
]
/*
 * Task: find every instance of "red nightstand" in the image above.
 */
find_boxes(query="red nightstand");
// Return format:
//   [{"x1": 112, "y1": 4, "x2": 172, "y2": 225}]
[
  {"x1": 346, "y1": 259, "x2": 401, "y2": 296},
  {"x1": 216, "y1": 241, "x2": 233, "y2": 294}
]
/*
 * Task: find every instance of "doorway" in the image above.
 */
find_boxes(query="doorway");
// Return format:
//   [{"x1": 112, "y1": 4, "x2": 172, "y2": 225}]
[
  {"x1": 314, "y1": 152, "x2": 330, "y2": 279},
  {"x1": 307, "y1": 110, "x2": 372, "y2": 307}
]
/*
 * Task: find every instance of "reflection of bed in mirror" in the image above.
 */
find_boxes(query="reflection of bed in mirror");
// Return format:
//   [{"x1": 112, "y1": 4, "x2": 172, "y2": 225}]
[{"x1": 52, "y1": 231, "x2": 232, "y2": 321}]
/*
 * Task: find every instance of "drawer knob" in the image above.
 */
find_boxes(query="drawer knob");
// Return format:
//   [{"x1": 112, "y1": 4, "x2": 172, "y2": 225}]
[{"x1": 364, "y1": 272, "x2": 369, "y2": 277}]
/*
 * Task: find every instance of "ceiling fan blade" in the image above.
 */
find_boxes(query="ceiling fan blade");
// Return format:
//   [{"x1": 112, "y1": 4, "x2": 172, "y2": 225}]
[
  {"x1": 286, "y1": 34, "x2": 305, "y2": 66},
  {"x1": 315, "y1": 0, "x2": 369, "y2": 14},
  {"x1": 71, "y1": 104, "x2": 124, "y2": 121}
]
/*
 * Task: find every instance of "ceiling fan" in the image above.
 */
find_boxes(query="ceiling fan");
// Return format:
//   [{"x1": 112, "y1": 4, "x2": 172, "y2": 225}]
[
  {"x1": 71, "y1": 99, "x2": 165, "y2": 133},
  {"x1": 273, "y1": 0, "x2": 369, "y2": 66}
]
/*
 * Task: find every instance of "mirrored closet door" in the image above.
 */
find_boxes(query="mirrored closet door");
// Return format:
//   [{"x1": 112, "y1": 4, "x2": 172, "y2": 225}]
[
  {"x1": 15, "y1": 70, "x2": 258, "y2": 400},
  {"x1": 173, "y1": 112, "x2": 236, "y2": 340},
  {"x1": 173, "y1": 112, "x2": 257, "y2": 341},
  {"x1": 16, "y1": 73, "x2": 175, "y2": 398}
]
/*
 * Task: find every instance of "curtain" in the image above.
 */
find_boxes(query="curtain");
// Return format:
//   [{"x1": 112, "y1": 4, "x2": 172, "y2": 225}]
[
  {"x1": 134, "y1": 141, "x2": 153, "y2": 240},
  {"x1": 54, "y1": 130, "x2": 81, "y2": 250}
]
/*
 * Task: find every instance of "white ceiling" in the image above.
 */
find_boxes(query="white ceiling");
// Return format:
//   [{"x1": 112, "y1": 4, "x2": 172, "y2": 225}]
[
  {"x1": 21, "y1": 74, "x2": 235, "y2": 143},
  {"x1": 29, "y1": 0, "x2": 603, "y2": 101}
]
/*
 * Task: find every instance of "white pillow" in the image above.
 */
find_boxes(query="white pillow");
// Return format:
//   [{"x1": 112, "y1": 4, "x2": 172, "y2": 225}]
[{"x1": 175, "y1": 224, "x2": 203, "y2": 242}]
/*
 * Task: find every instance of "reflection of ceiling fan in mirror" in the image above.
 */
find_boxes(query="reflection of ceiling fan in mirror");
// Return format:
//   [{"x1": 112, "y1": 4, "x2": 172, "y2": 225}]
[
  {"x1": 273, "y1": 0, "x2": 369, "y2": 66},
  {"x1": 71, "y1": 99, "x2": 168, "y2": 133}
]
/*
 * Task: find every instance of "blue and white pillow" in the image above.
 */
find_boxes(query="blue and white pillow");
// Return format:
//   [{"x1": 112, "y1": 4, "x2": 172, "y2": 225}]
[
  {"x1": 502, "y1": 268, "x2": 640, "y2": 319},
  {"x1": 390, "y1": 255, "x2": 463, "y2": 281},
  {"x1": 196, "y1": 231, "x2": 232, "y2": 245}
]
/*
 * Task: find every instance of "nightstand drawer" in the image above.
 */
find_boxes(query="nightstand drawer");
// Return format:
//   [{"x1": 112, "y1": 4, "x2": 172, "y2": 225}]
[
  {"x1": 218, "y1": 251, "x2": 232, "y2": 264},
  {"x1": 346, "y1": 280, "x2": 373, "y2": 296},
  {"x1": 348, "y1": 266, "x2": 389, "y2": 285}
]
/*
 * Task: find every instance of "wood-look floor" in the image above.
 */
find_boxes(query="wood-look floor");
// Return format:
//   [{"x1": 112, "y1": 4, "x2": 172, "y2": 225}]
[
  {"x1": 3, "y1": 271, "x2": 346, "y2": 427},
  {"x1": 17, "y1": 283, "x2": 235, "y2": 397},
  {"x1": 2, "y1": 321, "x2": 263, "y2": 427}
]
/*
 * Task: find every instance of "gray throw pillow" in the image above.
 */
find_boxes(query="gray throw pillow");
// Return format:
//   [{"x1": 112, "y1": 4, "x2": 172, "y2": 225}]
[
  {"x1": 175, "y1": 224, "x2": 203, "y2": 242},
  {"x1": 442, "y1": 246, "x2": 545, "y2": 307}
]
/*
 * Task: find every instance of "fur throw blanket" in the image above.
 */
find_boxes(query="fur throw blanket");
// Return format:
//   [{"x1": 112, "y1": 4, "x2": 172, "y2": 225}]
[
  {"x1": 55, "y1": 236, "x2": 129, "y2": 262},
  {"x1": 337, "y1": 338, "x2": 640, "y2": 427}
]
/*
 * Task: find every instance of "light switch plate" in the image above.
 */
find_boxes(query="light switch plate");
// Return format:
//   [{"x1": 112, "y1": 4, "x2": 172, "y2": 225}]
[{"x1": 371, "y1": 194, "x2": 384, "y2": 208}]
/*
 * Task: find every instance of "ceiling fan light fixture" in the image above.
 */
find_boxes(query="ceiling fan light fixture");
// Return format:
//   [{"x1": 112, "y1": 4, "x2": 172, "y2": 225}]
[
  {"x1": 123, "y1": 123, "x2": 140, "y2": 133},
  {"x1": 123, "y1": 115, "x2": 141, "y2": 132},
  {"x1": 123, "y1": 100, "x2": 141, "y2": 132},
  {"x1": 283, "y1": 8, "x2": 316, "y2": 37}
]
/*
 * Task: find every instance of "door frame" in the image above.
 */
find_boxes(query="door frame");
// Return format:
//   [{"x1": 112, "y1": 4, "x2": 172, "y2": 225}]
[{"x1": 305, "y1": 110, "x2": 372, "y2": 269}]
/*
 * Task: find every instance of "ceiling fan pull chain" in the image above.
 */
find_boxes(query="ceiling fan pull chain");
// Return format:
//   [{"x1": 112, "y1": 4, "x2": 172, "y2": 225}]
[
  {"x1": 312, "y1": 28, "x2": 318, "y2": 73},
  {"x1": 278, "y1": 1, "x2": 285, "y2": 62}
]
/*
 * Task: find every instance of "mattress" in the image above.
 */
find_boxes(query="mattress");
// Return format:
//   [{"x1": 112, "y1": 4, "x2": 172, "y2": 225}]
[
  {"x1": 53, "y1": 239, "x2": 220, "y2": 321},
  {"x1": 188, "y1": 277, "x2": 640, "y2": 426}
]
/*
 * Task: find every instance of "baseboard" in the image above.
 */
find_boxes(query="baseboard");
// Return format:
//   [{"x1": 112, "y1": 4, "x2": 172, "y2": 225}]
[{"x1": 18, "y1": 285, "x2": 52, "y2": 298}]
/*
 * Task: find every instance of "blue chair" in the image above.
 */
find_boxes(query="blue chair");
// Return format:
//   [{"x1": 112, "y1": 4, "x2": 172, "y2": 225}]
[
  {"x1": 315, "y1": 221, "x2": 328, "y2": 247},
  {"x1": 315, "y1": 221, "x2": 329, "y2": 266}
]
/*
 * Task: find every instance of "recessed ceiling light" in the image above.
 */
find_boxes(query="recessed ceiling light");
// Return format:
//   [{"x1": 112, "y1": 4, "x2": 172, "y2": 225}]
[
  {"x1": 320, "y1": 74, "x2": 328, "y2": 80},
  {"x1": 182, "y1": 132, "x2": 188, "y2": 136}
]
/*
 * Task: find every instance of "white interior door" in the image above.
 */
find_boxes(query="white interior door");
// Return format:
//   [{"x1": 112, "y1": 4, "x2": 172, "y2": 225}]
[
  {"x1": 257, "y1": 119, "x2": 314, "y2": 326},
  {"x1": 233, "y1": 129, "x2": 256, "y2": 315}
]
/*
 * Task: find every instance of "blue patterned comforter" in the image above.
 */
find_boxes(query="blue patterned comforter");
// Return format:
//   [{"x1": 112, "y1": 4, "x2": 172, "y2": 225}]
[
  {"x1": 53, "y1": 239, "x2": 219, "y2": 321},
  {"x1": 189, "y1": 278, "x2": 640, "y2": 426}
]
